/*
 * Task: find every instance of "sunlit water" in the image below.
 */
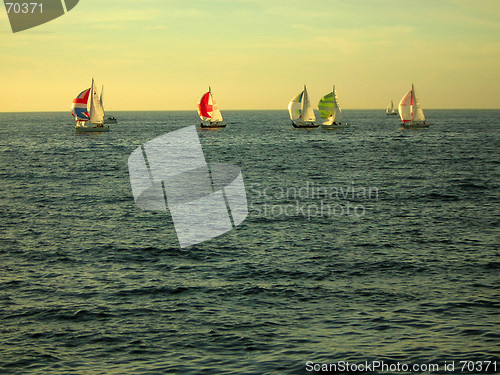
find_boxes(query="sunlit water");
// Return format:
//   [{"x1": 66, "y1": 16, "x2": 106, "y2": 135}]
[{"x1": 0, "y1": 110, "x2": 498, "y2": 374}]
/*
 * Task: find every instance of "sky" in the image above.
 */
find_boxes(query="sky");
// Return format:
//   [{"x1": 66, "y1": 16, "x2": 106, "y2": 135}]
[{"x1": 1, "y1": 0, "x2": 499, "y2": 111}]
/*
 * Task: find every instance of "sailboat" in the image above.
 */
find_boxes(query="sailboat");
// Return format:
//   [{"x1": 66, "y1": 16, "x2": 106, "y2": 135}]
[
  {"x1": 288, "y1": 85, "x2": 318, "y2": 128},
  {"x1": 100, "y1": 87, "x2": 118, "y2": 124},
  {"x1": 71, "y1": 79, "x2": 109, "y2": 132},
  {"x1": 398, "y1": 84, "x2": 429, "y2": 128},
  {"x1": 198, "y1": 86, "x2": 226, "y2": 128},
  {"x1": 386, "y1": 100, "x2": 398, "y2": 115},
  {"x1": 318, "y1": 85, "x2": 348, "y2": 128}
]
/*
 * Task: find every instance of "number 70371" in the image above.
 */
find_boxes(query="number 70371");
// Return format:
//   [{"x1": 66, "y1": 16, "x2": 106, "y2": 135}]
[{"x1": 5, "y1": 2, "x2": 43, "y2": 14}]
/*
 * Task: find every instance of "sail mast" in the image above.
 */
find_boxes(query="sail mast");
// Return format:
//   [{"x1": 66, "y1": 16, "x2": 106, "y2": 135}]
[
  {"x1": 410, "y1": 84, "x2": 414, "y2": 120},
  {"x1": 302, "y1": 85, "x2": 307, "y2": 116},
  {"x1": 89, "y1": 78, "x2": 96, "y2": 123}
]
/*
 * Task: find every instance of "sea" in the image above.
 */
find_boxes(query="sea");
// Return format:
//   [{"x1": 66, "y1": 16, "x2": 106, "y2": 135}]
[{"x1": 0, "y1": 110, "x2": 498, "y2": 374}]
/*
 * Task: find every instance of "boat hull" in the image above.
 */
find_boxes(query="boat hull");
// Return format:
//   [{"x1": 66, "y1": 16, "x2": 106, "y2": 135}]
[
  {"x1": 200, "y1": 123, "x2": 226, "y2": 129},
  {"x1": 292, "y1": 122, "x2": 318, "y2": 128},
  {"x1": 386, "y1": 112, "x2": 398, "y2": 116}
]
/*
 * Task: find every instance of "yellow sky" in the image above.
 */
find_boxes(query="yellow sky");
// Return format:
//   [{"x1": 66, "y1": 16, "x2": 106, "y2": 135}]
[{"x1": 1, "y1": 0, "x2": 499, "y2": 111}]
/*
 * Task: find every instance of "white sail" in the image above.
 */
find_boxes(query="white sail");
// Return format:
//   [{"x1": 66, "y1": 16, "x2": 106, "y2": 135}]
[
  {"x1": 301, "y1": 85, "x2": 316, "y2": 123},
  {"x1": 386, "y1": 100, "x2": 394, "y2": 114},
  {"x1": 88, "y1": 79, "x2": 98, "y2": 123},
  {"x1": 95, "y1": 87, "x2": 105, "y2": 120},
  {"x1": 332, "y1": 86, "x2": 342, "y2": 123},
  {"x1": 288, "y1": 91, "x2": 303, "y2": 122},
  {"x1": 398, "y1": 90, "x2": 412, "y2": 122},
  {"x1": 398, "y1": 84, "x2": 427, "y2": 126},
  {"x1": 399, "y1": 84, "x2": 426, "y2": 124},
  {"x1": 210, "y1": 88, "x2": 223, "y2": 122},
  {"x1": 89, "y1": 79, "x2": 104, "y2": 124},
  {"x1": 411, "y1": 84, "x2": 425, "y2": 122},
  {"x1": 100, "y1": 85, "x2": 104, "y2": 112}
]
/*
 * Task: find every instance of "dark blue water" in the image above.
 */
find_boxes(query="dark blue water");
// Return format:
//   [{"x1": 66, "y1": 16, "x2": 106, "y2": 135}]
[{"x1": 0, "y1": 110, "x2": 499, "y2": 374}]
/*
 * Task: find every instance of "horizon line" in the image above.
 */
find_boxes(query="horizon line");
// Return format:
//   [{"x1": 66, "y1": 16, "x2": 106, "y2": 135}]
[{"x1": 1, "y1": 108, "x2": 500, "y2": 114}]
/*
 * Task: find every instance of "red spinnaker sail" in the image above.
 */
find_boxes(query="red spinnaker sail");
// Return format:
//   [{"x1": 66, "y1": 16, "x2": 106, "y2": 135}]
[{"x1": 198, "y1": 92, "x2": 213, "y2": 120}]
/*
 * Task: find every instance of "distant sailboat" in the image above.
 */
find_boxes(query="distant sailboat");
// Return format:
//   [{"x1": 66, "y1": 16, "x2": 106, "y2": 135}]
[
  {"x1": 398, "y1": 84, "x2": 429, "y2": 128},
  {"x1": 71, "y1": 79, "x2": 109, "y2": 132},
  {"x1": 198, "y1": 87, "x2": 226, "y2": 128},
  {"x1": 100, "y1": 87, "x2": 117, "y2": 124},
  {"x1": 318, "y1": 85, "x2": 348, "y2": 128},
  {"x1": 288, "y1": 85, "x2": 318, "y2": 128},
  {"x1": 386, "y1": 100, "x2": 398, "y2": 116}
]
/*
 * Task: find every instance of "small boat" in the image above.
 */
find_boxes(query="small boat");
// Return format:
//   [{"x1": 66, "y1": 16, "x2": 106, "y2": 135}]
[
  {"x1": 318, "y1": 85, "x2": 349, "y2": 128},
  {"x1": 198, "y1": 87, "x2": 226, "y2": 128},
  {"x1": 398, "y1": 84, "x2": 429, "y2": 128},
  {"x1": 104, "y1": 116, "x2": 118, "y2": 124},
  {"x1": 71, "y1": 79, "x2": 109, "y2": 132},
  {"x1": 386, "y1": 100, "x2": 398, "y2": 115},
  {"x1": 288, "y1": 85, "x2": 318, "y2": 128},
  {"x1": 100, "y1": 86, "x2": 118, "y2": 124}
]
